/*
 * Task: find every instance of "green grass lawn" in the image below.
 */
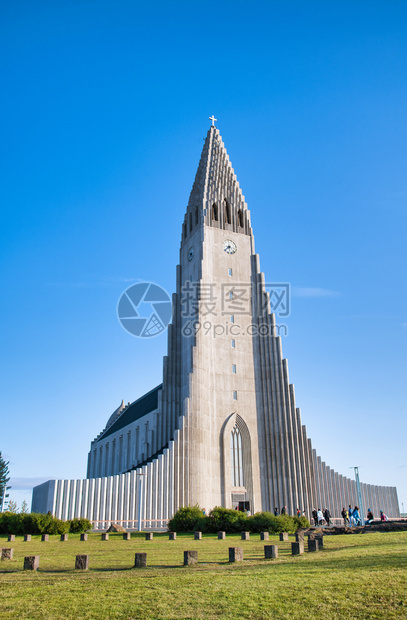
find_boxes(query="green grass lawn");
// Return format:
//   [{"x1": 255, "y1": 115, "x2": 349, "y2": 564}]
[{"x1": 1, "y1": 531, "x2": 406, "y2": 619}]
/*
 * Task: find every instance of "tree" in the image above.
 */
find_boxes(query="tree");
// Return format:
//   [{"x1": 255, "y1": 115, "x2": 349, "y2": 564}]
[
  {"x1": 20, "y1": 500, "x2": 29, "y2": 514},
  {"x1": 0, "y1": 452, "x2": 11, "y2": 513},
  {"x1": 7, "y1": 500, "x2": 18, "y2": 513}
]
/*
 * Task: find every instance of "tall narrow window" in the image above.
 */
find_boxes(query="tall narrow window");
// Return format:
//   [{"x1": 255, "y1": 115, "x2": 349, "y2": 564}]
[
  {"x1": 238, "y1": 209, "x2": 244, "y2": 228},
  {"x1": 233, "y1": 390, "x2": 237, "y2": 400},
  {"x1": 232, "y1": 364, "x2": 236, "y2": 374},
  {"x1": 230, "y1": 315, "x2": 234, "y2": 323},
  {"x1": 212, "y1": 203, "x2": 218, "y2": 221},
  {"x1": 189, "y1": 212, "x2": 193, "y2": 232},
  {"x1": 228, "y1": 268, "x2": 232, "y2": 277},
  {"x1": 229, "y1": 291, "x2": 233, "y2": 299},
  {"x1": 231, "y1": 339, "x2": 235, "y2": 348},
  {"x1": 230, "y1": 425, "x2": 244, "y2": 487},
  {"x1": 224, "y1": 199, "x2": 231, "y2": 224},
  {"x1": 183, "y1": 222, "x2": 187, "y2": 238},
  {"x1": 195, "y1": 208, "x2": 199, "y2": 225}
]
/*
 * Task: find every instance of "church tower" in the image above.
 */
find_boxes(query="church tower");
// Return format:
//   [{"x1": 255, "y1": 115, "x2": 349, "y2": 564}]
[
  {"x1": 162, "y1": 120, "x2": 262, "y2": 513},
  {"x1": 32, "y1": 121, "x2": 400, "y2": 524},
  {"x1": 161, "y1": 120, "x2": 311, "y2": 516}
]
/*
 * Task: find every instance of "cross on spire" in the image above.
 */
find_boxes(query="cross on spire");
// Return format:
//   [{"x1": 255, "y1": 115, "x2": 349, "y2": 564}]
[{"x1": 209, "y1": 115, "x2": 217, "y2": 127}]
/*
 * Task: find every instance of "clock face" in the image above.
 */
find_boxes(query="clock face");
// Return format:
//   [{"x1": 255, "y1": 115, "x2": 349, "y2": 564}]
[
  {"x1": 188, "y1": 246, "x2": 194, "y2": 261},
  {"x1": 223, "y1": 239, "x2": 237, "y2": 255}
]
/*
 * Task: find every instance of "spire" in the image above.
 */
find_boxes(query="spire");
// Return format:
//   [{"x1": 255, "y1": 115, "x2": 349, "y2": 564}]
[
  {"x1": 105, "y1": 399, "x2": 126, "y2": 430},
  {"x1": 185, "y1": 122, "x2": 251, "y2": 235}
]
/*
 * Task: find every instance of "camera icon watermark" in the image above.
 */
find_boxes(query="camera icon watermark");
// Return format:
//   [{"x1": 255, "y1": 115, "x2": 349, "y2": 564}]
[{"x1": 117, "y1": 282, "x2": 172, "y2": 338}]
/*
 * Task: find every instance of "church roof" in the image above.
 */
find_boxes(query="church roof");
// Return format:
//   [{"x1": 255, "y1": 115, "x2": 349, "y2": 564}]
[
  {"x1": 97, "y1": 384, "x2": 162, "y2": 441},
  {"x1": 188, "y1": 125, "x2": 248, "y2": 215}
]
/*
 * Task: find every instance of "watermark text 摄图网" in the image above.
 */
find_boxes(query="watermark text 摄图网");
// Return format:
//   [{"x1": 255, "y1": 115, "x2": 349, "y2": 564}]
[{"x1": 181, "y1": 281, "x2": 291, "y2": 319}]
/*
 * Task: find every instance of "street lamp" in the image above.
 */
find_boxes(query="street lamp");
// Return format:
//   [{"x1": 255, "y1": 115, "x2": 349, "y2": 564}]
[{"x1": 350, "y1": 466, "x2": 365, "y2": 525}]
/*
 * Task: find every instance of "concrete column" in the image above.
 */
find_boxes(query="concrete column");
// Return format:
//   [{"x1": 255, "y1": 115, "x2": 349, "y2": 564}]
[
  {"x1": 61, "y1": 480, "x2": 70, "y2": 521},
  {"x1": 152, "y1": 460, "x2": 158, "y2": 528},
  {"x1": 81, "y1": 479, "x2": 89, "y2": 518},
  {"x1": 111, "y1": 475, "x2": 118, "y2": 522},
  {"x1": 93, "y1": 477, "x2": 101, "y2": 523},
  {"x1": 75, "y1": 480, "x2": 83, "y2": 518},
  {"x1": 99, "y1": 477, "x2": 107, "y2": 526},
  {"x1": 268, "y1": 332, "x2": 285, "y2": 511},
  {"x1": 87, "y1": 478, "x2": 95, "y2": 522},
  {"x1": 307, "y1": 439, "x2": 317, "y2": 515},
  {"x1": 118, "y1": 474, "x2": 126, "y2": 523}
]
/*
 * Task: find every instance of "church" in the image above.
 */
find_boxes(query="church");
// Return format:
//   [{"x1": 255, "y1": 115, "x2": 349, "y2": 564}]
[{"x1": 32, "y1": 121, "x2": 399, "y2": 526}]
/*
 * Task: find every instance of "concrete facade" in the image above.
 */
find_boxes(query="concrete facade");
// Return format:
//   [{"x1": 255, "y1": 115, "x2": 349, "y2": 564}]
[{"x1": 32, "y1": 124, "x2": 400, "y2": 524}]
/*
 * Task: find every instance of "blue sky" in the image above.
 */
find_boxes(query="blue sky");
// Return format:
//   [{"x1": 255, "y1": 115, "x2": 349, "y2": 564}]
[{"x1": 1, "y1": 1, "x2": 406, "y2": 514}]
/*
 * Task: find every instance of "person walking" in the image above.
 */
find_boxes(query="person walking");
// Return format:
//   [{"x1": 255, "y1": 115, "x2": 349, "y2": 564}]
[
  {"x1": 323, "y1": 508, "x2": 331, "y2": 526},
  {"x1": 274, "y1": 507, "x2": 279, "y2": 516},
  {"x1": 353, "y1": 506, "x2": 361, "y2": 526},
  {"x1": 312, "y1": 509, "x2": 318, "y2": 526},
  {"x1": 317, "y1": 508, "x2": 324, "y2": 526}
]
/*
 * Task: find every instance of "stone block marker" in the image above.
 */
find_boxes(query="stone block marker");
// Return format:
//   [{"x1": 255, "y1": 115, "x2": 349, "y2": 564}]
[
  {"x1": 41, "y1": 534, "x2": 49, "y2": 542},
  {"x1": 80, "y1": 533, "x2": 88, "y2": 541},
  {"x1": 279, "y1": 532, "x2": 289, "y2": 541},
  {"x1": 1, "y1": 548, "x2": 14, "y2": 560},
  {"x1": 169, "y1": 532, "x2": 176, "y2": 540},
  {"x1": 101, "y1": 533, "x2": 109, "y2": 541},
  {"x1": 229, "y1": 547, "x2": 243, "y2": 562},
  {"x1": 145, "y1": 532, "x2": 153, "y2": 541},
  {"x1": 241, "y1": 531, "x2": 250, "y2": 540},
  {"x1": 218, "y1": 531, "x2": 226, "y2": 540},
  {"x1": 60, "y1": 534, "x2": 68, "y2": 542},
  {"x1": 260, "y1": 532, "x2": 269, "y2": 541},
  {"x1": 123, "y1": 533, "x2": 131, "y2": 540},
  {"x1": 315, "y1": 535, "x2": 324, "y2": 548},
  {"x1": 24, "y1": 535, "x2": 31, "y2": 542},
  {"x1": 291, "y1": 542, "x2": 304, "y2": 556},
  {"x1": 184, "y1": 550, "x2": 198, "y2": 566},
  {"x1": 295, "y1": 530, "x2": 305, "y2": 543},
  {"x1": 308, "y1": 534, "x2": 324, "y2": 548},
  {"x1": 24, "y1": 556, "x2": 39, "y2": 571},
  {"x1": 308, "y1": 539, "x2": 319, "y2": 552},
  {"x1": 8, "y1": 535, "x2": 15, "y2": 542},
  {"x1": 134, "y1": 553, "x2": 147, "y2": 568},
  {"x1": 194, "y1": 531, "x2": 202, "y2": 540},
  {"x1": 107, "y1": 523, "x2": 126, "y2": 533},
  {"x1": 264, "y1": 545, "x2": 278, "y2": 559},
  {"x1": 75, "y1": 554, "x2": 89, "y2": 570}
]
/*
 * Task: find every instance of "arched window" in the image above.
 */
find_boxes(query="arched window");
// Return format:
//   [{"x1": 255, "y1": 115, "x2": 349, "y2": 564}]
[
  {"x1": 230, "y1": 424, "x2": 244, "y2": 487},
  {"x1": 237, "y1": 209, "x2": 244, "y2": 228},
  {"x1": 212, "y1": 203, "x2": 218, "y2": 221},
  {"x1": 224, "y1": 199, "x2": 231, "y2": 224}
]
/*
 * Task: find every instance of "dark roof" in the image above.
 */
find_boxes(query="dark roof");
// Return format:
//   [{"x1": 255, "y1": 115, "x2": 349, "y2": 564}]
[{"x1": 99, "y1": 384, "x2": 162, "y2": 440}]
